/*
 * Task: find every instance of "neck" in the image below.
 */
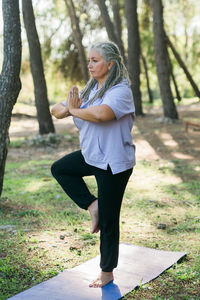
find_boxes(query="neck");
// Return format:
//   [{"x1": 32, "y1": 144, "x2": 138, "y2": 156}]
[
  {"x1": 97, "y1": 77, "x2": 107, "y2": 89},
  {"x1": 97, "y1": 81, "x2": 104, "y2": 89}
]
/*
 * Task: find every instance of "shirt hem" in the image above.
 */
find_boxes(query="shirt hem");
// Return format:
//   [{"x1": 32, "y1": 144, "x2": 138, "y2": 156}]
[{"x1": 84, "y1": 156, "x2": 135, "y2": 174}]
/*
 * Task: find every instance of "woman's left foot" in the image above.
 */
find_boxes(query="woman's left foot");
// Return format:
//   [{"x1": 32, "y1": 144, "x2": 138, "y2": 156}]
[
  {"x1": 88, "y1": 200, "x2": 99, "y2": 234},
  {"x1": 89, "y1": 271, "x2": 114, "y2": 288}
]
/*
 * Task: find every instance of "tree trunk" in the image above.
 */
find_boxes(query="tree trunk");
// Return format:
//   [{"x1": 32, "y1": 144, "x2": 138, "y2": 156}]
[
  {"x1": 110, "y1": 0, "x2": 122, "y2": 46},
  {"x1": 0, "y1": 0, "x2": 22, "y2": 195},
  {"x1": 170, "y1": 68, "x2": 182, "y2": 102},
  {"x1": 166, "y1": 35, "x2": 200, "y2": 99},
  {"x1": 141, "y1": 53, "x2": 154, "y2": 103},
  {"x1": 167, "y1": 53, "x2": 181, "y2": 102},
  {"x1": 22, "y1": 0, "x2": 55, "y2": 134},
  {"x1": 64, "y1": 0, "x2": 89, "y2": 83},
  {"x1": 125, "y1": 0, "x2": 143, "y2": 116},
  {"x1": 95, "y1": 0, "x2": 125, "y2": 61},
  {"x1": 150, "y1": 0, "x2": 178, "y2": 119}
]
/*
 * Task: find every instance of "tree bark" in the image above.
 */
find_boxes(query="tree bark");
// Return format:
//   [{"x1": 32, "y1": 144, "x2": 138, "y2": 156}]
[
  {"x1": 125, "y1": 0, "x2": 143, "y2": 116},
  {"x1": 22, "y1": 0, "x2": 55, "y2": 134},
  {"x1": 170, "y1": 68, "x2": 182, "y2": 102},
  {"x1": 141, "y1": 53, "x2": 153, "y2": 103},
  {"x1": 95, "y1": 0, "x2": 125, "y2": 61},
  {"x1": 110, "y1": 0, "x2": 122, "y2": 45},
  {"x1": 167, "y1": 53, "x2": 181, "y2": 102},
  {"x1": 166, "y1": 35, "x2": 200, "y2": 99},
  {"x1": 64, "y1": 0, "x2": 89, "y2": 83},
  {"x1": 150, "y1": 0, "x2": 178, "y2": 119},
  {"x1": 0, "y1": 0, "x2": 22, "y2": 195}
]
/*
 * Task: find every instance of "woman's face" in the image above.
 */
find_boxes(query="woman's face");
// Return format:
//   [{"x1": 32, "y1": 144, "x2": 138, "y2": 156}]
[{"x1": 88, "y1": 49, "x2": 112, "y2": 86}]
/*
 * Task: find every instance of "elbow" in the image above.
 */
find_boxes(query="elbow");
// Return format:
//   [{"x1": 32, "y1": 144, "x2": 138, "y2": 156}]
[
  {"x1": 51, "y1": 105, "x2": 64, "y2": 119},
  {"x1": 93, "y1": 108, "x2": 109, "y2": 122},
  {"x1": 93, "y1": 105, "x2": 115, "y2": 122},
  {"x1": 94, "y1": 112, "x2": 104, "y2": 123},
  {"x1": 94, "y1": 111, "x2": 114, "y2": 123},
  {"x1": 51, "y1": 107, "x2": 58, "y2": 118},
  {"x1": 51, "y1": 110, "x2": 61, "y2": 119}
]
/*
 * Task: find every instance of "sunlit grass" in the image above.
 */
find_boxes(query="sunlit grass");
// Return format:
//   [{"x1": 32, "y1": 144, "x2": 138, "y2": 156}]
[{"x1": 1, "y1": 155, "x2": 200, "y2": 299}]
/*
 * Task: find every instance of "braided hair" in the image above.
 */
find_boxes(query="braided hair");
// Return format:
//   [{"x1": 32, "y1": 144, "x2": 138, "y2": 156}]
[{"x1": 80, "y1": 41, "x2": 130, "y2": 104}]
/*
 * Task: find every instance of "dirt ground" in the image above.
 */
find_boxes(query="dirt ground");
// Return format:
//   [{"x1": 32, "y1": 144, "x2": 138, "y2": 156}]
[
  {"x1": 5, "y1": 100, "x2": 200, "y2": 299},
  {"x1": 8, "y1": 101, "x2": 200, "y2": 166}
]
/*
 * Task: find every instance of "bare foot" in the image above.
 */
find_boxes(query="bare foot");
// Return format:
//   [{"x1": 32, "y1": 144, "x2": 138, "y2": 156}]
[
  {"x1": 88, "y1": 200, "x2": 99, "y2": 234},
  {"x1": 89, "y1": 271, "x2": 114, "y2": 288}
]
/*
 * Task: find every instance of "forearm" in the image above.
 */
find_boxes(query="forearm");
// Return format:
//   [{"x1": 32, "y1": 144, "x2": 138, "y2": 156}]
[
  {"x1": 51, "y1": 103, "x2": 71, "y2": 119},
  {"x1": 69, "y1": 107, "x2": 99, "y2": 123},
  {"x1": 69, "y1": 105, "x2": 115, "y2": 123}
]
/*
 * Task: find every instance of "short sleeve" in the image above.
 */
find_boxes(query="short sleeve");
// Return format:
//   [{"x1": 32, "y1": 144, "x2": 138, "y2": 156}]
[{"x1": 102, "y1": 84, "x2": 135, "y2": 120}]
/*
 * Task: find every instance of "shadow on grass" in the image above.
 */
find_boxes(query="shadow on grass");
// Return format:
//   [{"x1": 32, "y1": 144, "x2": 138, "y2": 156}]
[{"x1": 134, "y1": 108, "x2": 200, "y2": 198}]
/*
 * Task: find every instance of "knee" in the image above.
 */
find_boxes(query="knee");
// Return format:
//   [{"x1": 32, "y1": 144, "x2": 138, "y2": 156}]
[{"x1": 51, "y1": 161, "x2": 59, "y2": 178}]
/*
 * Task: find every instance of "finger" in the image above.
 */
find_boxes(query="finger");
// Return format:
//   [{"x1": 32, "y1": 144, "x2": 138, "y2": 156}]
[
  {"x1": 73, "y1": 88, "x2": 79, "y2": 98},
  {"x1": 70, "y1": 90, "x2": 74, "y2": 98},
  {"x1": 72, "y1": 85, "x2": 78, "y2": 91}
]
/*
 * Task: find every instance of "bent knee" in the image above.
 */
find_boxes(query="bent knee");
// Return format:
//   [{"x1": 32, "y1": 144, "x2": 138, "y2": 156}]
[{"x1": 51, "y1": 161, "x2": 59, "y2": 177}]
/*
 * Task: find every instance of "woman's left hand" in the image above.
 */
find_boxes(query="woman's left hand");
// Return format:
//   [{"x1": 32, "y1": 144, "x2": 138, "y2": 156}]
[{"x1": 68, "y1": 86, "x2": 82, "y2": 112}]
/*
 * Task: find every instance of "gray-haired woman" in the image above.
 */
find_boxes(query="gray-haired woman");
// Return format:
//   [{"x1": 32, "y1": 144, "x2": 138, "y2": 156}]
[{"x1": 51, "y1": 41, "x2": 136, "y2": 287}]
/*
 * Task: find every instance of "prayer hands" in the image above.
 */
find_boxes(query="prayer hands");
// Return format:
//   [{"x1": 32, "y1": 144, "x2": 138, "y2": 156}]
[{"x1": 68, "y1": 86, "x2": 82, "y2": 112}]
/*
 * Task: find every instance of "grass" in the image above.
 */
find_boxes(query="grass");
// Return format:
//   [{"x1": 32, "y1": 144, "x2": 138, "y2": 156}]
[
  {"x1": 1, "y1": 100, "x2": 200, "y2": 299},
  {"x1": 0, "y1": 155, "x2": 199, "y2": 300}
]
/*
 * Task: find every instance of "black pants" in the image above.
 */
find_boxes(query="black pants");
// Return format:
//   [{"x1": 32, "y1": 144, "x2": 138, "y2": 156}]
[{"x1": 51, "y1": 150, "x2": 132, "y2": 272}]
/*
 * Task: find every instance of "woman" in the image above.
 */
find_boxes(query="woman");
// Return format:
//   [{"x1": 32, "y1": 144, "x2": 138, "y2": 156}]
[{"x1": 51, "y1": 41, "x2": 135, "y2": 288}]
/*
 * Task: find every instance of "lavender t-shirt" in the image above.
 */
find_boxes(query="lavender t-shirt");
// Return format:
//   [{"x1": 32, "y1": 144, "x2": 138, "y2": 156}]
[{"x1": 73, "y1": 79, "x2": 136, "y2": 174}]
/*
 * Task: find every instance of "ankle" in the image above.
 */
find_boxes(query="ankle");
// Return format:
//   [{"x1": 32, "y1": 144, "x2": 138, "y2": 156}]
[
  {"x1": 101, "y1": 271, "x2": 113, "y2": 276},
  {"x1": 88, "y1": 199, "x2": 98, "y2": 212}
]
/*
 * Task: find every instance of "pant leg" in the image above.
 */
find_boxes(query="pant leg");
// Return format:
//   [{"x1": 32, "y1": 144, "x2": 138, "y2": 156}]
[
  {"x1": 91, "y1": 165, "x2": 133, "y2": 272},
  {"x1": 51, "y1": 150, "x2": 97, "y2": 210}
]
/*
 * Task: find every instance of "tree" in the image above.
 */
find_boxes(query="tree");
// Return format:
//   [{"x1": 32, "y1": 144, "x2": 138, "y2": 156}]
[
  {"x1": 166, "y1": 35, "x2": 200, "y2": 99},
  {"x1": 64, "y1": 0, "x2": 89, "y2": 83},
  {"x1": 0, "y1": 0, "x2": 22, "y2": 195},
  {"x1": 110, "y1": 0, "x2": 122, "y2": 49},
  {"x1": 150, "y1": 0, "x2": 178, "y2": 119},
  {"x1": 22, "y1": 0, "x2": 55, "y2": 134},
  {"x1": 140, "y1": 0, "x2": 154, "y2": 103},
  {"x1": 95, "y1": 0, "x2": 125, "y2": 61},
  {"x1": 167, "y1": 51, "x2": 181, "y2": 102},
  {"x1": 125, "y1": 0, "x2": 143, "y2": 116},
  {"x1": 141, "y1": 53, "x2": 153, "y2": 103}
]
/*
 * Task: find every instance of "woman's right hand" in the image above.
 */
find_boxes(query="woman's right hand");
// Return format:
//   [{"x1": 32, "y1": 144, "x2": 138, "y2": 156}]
[
  {"x1": 68, "y1": 86, "x2": 82, "y2": 112},
  {"x1": 51, "y1": 86, "x2": 80, "y2": 119}
]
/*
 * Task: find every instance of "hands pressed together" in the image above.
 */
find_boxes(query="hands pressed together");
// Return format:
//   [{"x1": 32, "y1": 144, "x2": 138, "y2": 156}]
[
  {"x1": 51, "y1": 84, "x2": 115, "y2": 122},
  {"x1": 67, "y1": 86, "x2": 82, "y2": 114}
]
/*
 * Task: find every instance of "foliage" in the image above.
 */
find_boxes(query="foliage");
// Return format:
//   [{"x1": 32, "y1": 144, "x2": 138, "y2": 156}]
[
  {"x1": 52, "y1": 36, "x2": 83, "y2": 83},
  {"x1": 15, "y1": 0, "x2": 200, "y2": 105}
]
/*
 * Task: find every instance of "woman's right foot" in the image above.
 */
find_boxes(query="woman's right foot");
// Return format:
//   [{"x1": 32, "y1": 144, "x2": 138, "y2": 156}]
[
  {"x1": 89, "y1": 271, "x2": 114, "y2": 288},
  {"x1": 88, "y1": 200, "x2": 99, "y2": 233}
]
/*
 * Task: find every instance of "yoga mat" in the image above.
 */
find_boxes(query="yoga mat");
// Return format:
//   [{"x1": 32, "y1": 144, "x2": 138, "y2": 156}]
[{"x1": 8, "y1": 243, "x2": 186, "y2": 300}]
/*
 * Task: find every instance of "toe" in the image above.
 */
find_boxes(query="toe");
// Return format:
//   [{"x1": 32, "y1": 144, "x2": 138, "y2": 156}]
[{"x1": 89, "y1": 278, "x2": 101, "y2": 288}]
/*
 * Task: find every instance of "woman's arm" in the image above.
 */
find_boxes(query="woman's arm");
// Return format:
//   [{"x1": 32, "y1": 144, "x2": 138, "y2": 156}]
[
  {"x1": 69, "y1": 105, "x2": 115, "y2": 123},
  {"x1": 51, "y1": 102, "x2": 70, "y2": 119},
  {"x1": 51, "y1": 86, "x2": 76, "y2": 119},
  {"x1": 68, "y1": 86, "x2": 115, "y2": 123}
]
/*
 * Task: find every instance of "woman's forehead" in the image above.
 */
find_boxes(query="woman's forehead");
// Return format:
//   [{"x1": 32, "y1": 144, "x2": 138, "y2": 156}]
[{"x1": 88, "y1": 48, "x2": 103, "y2": 59}]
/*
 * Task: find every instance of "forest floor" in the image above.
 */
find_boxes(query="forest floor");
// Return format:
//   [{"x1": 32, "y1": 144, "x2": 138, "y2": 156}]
[{"x1": 0, "y1": 99, "x2": 200, "y2": 300}]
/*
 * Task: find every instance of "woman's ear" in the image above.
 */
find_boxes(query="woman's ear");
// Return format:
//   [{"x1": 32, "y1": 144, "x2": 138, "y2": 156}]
[{"x1": 108, "y1": 60, "x2": 114, "y2": 70}]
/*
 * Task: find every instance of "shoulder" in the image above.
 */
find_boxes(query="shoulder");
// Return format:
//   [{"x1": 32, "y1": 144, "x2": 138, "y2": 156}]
[
  {"x1": 104, "y1": 79, "x2": 133, "y2": 101},
  {"x1": 102, "y1": 79, "x2": 135, "y2": 120}
]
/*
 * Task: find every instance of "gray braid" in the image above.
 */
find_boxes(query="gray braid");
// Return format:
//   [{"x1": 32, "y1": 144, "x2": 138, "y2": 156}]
[{"x1": 80, "y1": 41, "x2": 130, "y2": 104}]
